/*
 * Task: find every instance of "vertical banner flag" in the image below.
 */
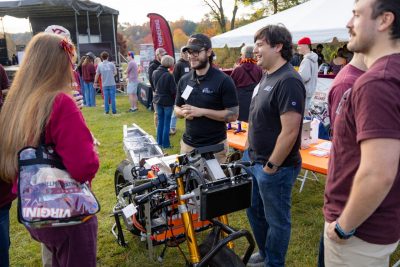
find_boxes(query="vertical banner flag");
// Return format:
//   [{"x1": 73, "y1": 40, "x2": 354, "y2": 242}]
[{"x1": 147, "y1": 13, "x2": 175, "y2": 60}]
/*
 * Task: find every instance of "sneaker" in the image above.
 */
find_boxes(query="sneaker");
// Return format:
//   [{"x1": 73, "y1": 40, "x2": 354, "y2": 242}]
[
  {"x1": 169, "y1": 128, "x2": 176, "y2": 135},
  {"x1": 247, "y1": 252, "x2": 264, "y2": 267},
  {"x1": 128, "y1": 108, "x2": 138, "y2": 112}
]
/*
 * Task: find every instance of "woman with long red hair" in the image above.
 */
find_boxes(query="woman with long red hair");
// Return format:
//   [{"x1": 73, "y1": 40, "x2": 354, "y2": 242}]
[{"x1": 0, "y1": 32, "x2": 99, "y2": 266}]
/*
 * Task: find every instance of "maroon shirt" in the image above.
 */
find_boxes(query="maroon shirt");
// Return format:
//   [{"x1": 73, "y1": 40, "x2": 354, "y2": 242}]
[
  {"x1": 230, "y1": 62, "x2": 263, "y2": 88},
  {"x1": 82, "y1": 63, "x2": 96, "y2": 83},
  {"x1": 0, "y1": 180, "x2": 16, "y2": 209},
  {"x1": 0, "y1": 64, "x2": 12, "y2": 207},
  {"x1": 324, "y1": 54, "x2": 400, "y2": 244},
  {"x1": 0, "y1": 64, "x2": 10, "y2": 109},
  {"x1": 328, "y1": 64, "x2": 365, "y2": 130}
]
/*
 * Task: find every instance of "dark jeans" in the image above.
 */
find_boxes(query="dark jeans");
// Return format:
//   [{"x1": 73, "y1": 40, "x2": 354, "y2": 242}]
[
  {"x1": 317, "y1": 233, "x2": 325, "y2": 267},
  {"x1": 156, "y1": 105, "x2": 173, "y2": 148},
  {"x1": 27, "y1": 216, "x2": 98, "y2": 267},
  {"x1": 237, "y1": 83, "x2": 257, "y2": 122},
  {"x1": 0, "y1": 203, "x2": 11, "y2": 267},
  {"x1": 243, "y1": 150, "x2": 300, "y2": 267}
]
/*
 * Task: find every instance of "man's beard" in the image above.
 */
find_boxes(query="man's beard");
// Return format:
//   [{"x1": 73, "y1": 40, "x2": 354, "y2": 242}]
[
  {"x1": 347, "y1": 30, "x2": 373, "y2": 54},
  {"x1": 192, "y1": 56, "x2": 208, "y2": 70}
]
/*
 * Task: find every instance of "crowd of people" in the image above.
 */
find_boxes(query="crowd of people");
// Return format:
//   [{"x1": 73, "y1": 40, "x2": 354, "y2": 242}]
[{"x1": 0, "y1": 0, "x2": 399, "y2": 266}]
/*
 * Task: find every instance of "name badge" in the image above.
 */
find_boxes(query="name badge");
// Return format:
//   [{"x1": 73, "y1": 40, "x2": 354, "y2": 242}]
[
  {"x1": 252, "y1": 83, "x2": 260, "y2": 98},
  {"x1": 181, "y1": 85, "x2": 193, "y2": 100},
  {"x1": 184, "y1": 67, "x2": 190, "y2": 72}
]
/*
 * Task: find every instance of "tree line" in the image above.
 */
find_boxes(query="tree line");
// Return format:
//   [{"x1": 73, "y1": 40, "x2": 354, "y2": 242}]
[{"x1": 118, "y1": 0, "x2": 308, "y2": 55}]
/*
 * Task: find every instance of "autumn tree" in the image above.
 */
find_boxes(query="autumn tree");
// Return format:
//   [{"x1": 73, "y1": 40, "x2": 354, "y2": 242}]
[
  {"x1": 247, "y1": 0, "x2": 309, "y2": 16},
  {"x1": 173, "y1": 28, "x2": 189, "y2": 50},
  {"x1": 203, "y1": 0, "x2": 238, "y2": 33},
  {"x1": 171, "y1": 19, "x2": 197, "y2": 36},
  {"x1": 203, "y1": 0, "x2": 263, "y2": 32},
  {"x1": 117, "y1": 32, "x2": 128, "y2": 56},
  {"x1": 203, "y1": 0, "x2": 308, "y2": 33},
  {"x1": 195, "y1": 18, "x2": 220, "y2": 37}
]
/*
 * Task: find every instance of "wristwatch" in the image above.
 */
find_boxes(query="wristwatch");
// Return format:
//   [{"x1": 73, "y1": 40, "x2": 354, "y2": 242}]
[
  {"x1": 266, "y1": 161, "x2": 279, "y2": 171},
  {"x1": 334, "y1": 221, "x2": 356, "y2": 239}
]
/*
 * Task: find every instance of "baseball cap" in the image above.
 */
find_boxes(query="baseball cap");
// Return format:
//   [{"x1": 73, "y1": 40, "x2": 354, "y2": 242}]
[
  {"x1": 182, "y1": 33, "x2": 212, "y2": 52},
  {"x1": 85, "y1": 52, "x2": 95, "y2": 59},
  {"x1": 44, "y1": 25, "x2": 70, "y2": 39},
  {"x1": 297, "y1": 37, "x2": 312, "y2": 45}
]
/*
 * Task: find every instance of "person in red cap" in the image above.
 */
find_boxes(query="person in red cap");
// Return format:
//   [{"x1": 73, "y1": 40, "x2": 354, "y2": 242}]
[{"x1": 297, "y1": 37, "x2": 318, "y2": 114}]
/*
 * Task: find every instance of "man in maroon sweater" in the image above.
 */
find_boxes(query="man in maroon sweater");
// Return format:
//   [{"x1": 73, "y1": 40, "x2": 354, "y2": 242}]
[
  {"x1": 230, "y1": 45, "x2": 263, "y2": 122},
  {"x1": 323, "y1": 0, "x2": 400, "y2": 265}
]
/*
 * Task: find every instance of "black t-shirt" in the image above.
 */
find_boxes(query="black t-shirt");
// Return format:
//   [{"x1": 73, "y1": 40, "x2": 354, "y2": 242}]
[
  {"x1": 248, "y1": 63, "x2": 305, "y2": 167},
  {"x1": 173, "y1": 59, "x2": 191, "y2": 83},
  {"x1": 148, "y1": 59, "x2": 161, "y2": 90},
  {"x1": 175, "y1": 67, "x2": 238, "y2": 147}
]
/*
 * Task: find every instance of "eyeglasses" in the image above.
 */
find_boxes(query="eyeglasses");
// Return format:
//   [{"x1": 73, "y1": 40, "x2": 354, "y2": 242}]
[{"x1": 187, "y1": 49, "x2": 206, "y2": 57}]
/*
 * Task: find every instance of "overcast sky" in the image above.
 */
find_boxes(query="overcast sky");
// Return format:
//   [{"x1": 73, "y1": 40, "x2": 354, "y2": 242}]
[{"x1": 1, "y1": 0, "x2": 261, "y2": 33}]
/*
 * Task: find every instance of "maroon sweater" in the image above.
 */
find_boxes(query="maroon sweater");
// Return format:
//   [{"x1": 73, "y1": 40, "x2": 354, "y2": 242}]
[
  {"x1": 0, "y1": 64, "x2": 10, "y2": 109},
  {"x1": 2, "y1": 93, "x2": 99, "y2": 208},
  {"x1": 230, "y1": 61, "x2": 263, "y2": 88},
  {"x1": 82, "y1": 63, "x2": 96, "y2": 83},
  {"x1": 0, "y1": 64, "x2": 12, "y2": 207},
  {"x1": 0, "y1": 180, "x2": 15, "y2": 209}
]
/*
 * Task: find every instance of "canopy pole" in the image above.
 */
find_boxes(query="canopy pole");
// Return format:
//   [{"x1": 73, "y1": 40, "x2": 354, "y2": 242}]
[
  {"x1": 75, "y1": 11, "x2": 80, "y2": 59},
  {"x1": 97, "y1": 16, "x2": 102, "y2": 42},
  {"x1": 28, "y1": 16, "x2": 33, "y2": 34},
  {"x1": 86, "y1": 11, "x2": 91, "y2": 43},
  {"x1": 112, "y1": 14, "x2": 118, "y2": 64}
]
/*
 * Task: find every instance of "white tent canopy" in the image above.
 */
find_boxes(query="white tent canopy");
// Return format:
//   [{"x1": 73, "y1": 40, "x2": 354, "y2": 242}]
[{"x1": 211, "y1": 0, "x2": 354, "y2": 48}]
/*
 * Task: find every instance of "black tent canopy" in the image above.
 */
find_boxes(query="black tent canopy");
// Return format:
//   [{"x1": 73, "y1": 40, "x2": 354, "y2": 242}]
[
  {"x1": 0, "y1": 0, "x2": 120, "y2": 61},
  {"x1": 0, "y1": 0, "x2": 118, "y2": 18}
]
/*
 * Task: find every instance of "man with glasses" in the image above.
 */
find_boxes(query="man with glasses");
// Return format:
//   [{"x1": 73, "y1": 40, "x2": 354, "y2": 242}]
[{"x1": 175, "y1": 34, "x2": 239, "y2": 163}]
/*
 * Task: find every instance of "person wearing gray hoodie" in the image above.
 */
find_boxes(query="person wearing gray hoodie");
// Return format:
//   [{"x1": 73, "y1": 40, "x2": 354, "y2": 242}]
[{"x1": 297, "y1": 37, "x2": 318, "y2": 114}]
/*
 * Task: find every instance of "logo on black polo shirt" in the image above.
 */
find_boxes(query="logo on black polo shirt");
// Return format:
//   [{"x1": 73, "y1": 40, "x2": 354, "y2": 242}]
[{"x1": 202, "y1": 88, "x2": 213, "y2": 94}]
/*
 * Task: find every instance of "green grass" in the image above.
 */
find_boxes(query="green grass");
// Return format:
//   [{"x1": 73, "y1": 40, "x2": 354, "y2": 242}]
[{"x1": 9, "y1": 95, "x2": 400, "y2": 266}]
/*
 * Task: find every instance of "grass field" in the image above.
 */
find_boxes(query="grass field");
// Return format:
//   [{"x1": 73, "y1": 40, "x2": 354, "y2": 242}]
[{"x1": 8, "y1": 95, "x2": 400, "y2": 266}]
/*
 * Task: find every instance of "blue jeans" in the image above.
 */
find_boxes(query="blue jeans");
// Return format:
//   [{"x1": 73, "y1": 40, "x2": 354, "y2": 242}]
[
  {"x1": 243, "y1": 150, "x2": 300, "y2": 267},
  {"x1": 0, "y1": 203, "x2": 11, "y2": 267},
  {"x1": 103, "y1": 85, "x2": 117, "y2": 114},
  {"x1": 79, "y1": 76, "x2": 86, "y2": 105},
  {"x1": 170, "y1": 110, "x2": 177, "y2": 129},
  {"x1": 83, "y1": 82, "x2": 96, "y2": 107},
  {"x1": 156, "y1": 105, "x2": 173, "y2": 148}
]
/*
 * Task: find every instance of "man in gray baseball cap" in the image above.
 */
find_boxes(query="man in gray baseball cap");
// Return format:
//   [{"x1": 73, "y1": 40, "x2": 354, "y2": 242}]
[
  {"x1": 175, "y1": 33, "x2": 239, "y2": 163},
  {"x1": 182, "y1": 33, "x2": 212, "y2": 53}
]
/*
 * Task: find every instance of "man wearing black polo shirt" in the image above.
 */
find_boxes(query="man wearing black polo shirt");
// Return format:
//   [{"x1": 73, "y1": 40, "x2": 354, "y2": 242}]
[
  {"x1": 175, "y1": 34, "x2": 238, "y2": 163},
  {"x1": 243, "y1": 25, "x2": 305, "y2": 267}
]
